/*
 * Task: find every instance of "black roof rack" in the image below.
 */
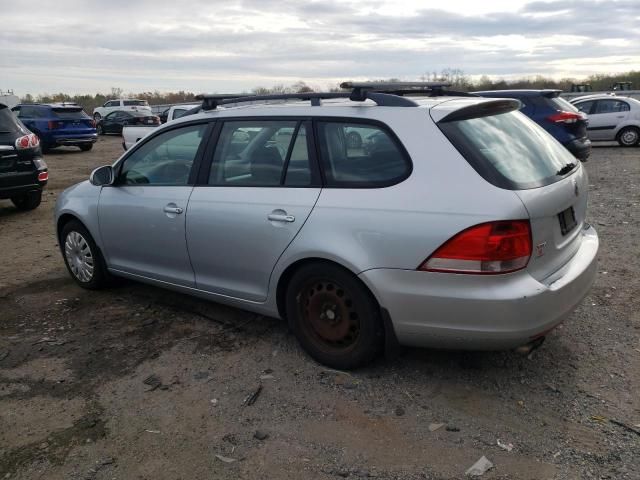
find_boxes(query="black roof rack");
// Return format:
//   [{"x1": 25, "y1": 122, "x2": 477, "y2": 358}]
[
  {"x1": 193, "y1": 81, "x2": 475, "y2": 113},
  {"x1": 340, "y1": 81, "x2": 478, "y2": 98}
]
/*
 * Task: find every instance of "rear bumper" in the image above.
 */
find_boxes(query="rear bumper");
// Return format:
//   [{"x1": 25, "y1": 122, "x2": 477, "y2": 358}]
[
  {"x1": 359, "y1": 225, "x2": 598, "y2": 350},
  {"x1": 565, "y1": 137, "x2": 592, "y2": 161},
  {"x1": 0, "y1": 183, "x2": 43, "y2": 199},
  {"x1": 50, "y1": 133, "x2": 98, "y2": 146}
]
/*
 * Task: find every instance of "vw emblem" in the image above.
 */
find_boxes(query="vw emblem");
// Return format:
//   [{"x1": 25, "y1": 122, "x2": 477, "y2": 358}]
[{"x1": 573, "y1": 179, "x2": 579, "y2": 197}]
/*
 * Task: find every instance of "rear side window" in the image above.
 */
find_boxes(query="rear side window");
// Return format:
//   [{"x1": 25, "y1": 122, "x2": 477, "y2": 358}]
[
  {"x1": 439, "y1": 111, "x2": 577, "y2": 190},
  {"x1": 595, "y1": 100, "x2": 630, "y2": 114},
  {"x1": 209, "y1": 120, "x2": 312, "y2": 187},
  {"x1": 0, "y1": 107, "x2": 23, "y2": 133},
  {"x1": 52, "y1": 108, "x2": 89, "y2": 119},
  {"x1": 123, "y1": 100, "x2": 149, "y2": 107},
  {"x1": 317, "y1": 121, "x2": 410, "y2": 187}
]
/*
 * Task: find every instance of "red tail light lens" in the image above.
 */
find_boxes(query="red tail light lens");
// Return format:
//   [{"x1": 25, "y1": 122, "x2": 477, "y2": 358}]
[
  {"x1": 38, "y1": 171, "x2": 49, "y2": 182},
  {"x1": 15, "y1": 133, "x2": 40, "y2": 150},
  {"x1": 419, "y1": 220, "x2": 532, "y2": 274},
  {"x1": 547, "y1": 111, "x2": 584, "y2": 124},
  {"x1": 48, "y1": 120, "x2": 63, "y2": 129}
]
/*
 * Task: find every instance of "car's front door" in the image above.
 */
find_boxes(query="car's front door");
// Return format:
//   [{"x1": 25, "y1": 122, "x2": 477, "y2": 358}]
[
  {"x1": 98, "y1": 122, "x2": 211, "y2": 286},
  {"x1": 586, "y1": 99, "x2": 630, "y2": 141},
  {"x1": 187, "y1": 119, "x2": 321, "y2": 301}
]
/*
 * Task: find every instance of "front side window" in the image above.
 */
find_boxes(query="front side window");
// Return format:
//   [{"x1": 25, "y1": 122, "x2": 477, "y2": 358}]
[
  {"x1": 594, "y1": 100, "x2": 630, "y2": 114},
  {"x1": 208, "y1": 120, "x2": 311, "y2": 187},
  {"x1": 575, "y1": 101, "x2": 594, "y2": 114},
  {"x1": 317, "y1": 121, "x2": 410, "y2": 186},
  {"x1": 118, "y1": 123, "x2": 207, "y2": 186},
  {"x1": 123, "y1": 100, "x2": 148, "y2": 107}
]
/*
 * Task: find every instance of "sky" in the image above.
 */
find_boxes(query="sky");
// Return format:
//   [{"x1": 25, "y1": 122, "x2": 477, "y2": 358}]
[{"x1": 0, "y1": 0, "x2": 638, "y2": 96}]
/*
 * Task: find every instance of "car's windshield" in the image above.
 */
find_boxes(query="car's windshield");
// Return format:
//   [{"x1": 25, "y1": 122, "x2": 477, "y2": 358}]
[{"x1": 439, "y1": 110, "x2": 578, "y2": 189}]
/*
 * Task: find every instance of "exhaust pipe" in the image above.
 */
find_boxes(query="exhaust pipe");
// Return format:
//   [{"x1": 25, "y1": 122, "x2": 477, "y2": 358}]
[{"x1": 514, "y1": 336, "x2": 545, "y2": 356}]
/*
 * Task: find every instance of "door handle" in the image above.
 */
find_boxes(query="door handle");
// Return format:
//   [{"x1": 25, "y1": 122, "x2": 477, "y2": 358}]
[
  {"x1": 268, "y1": 213, "x2": 295, "y2": 223},
  {"x1": 163, "y1": 205, "x2": 183, "y2": 214}
]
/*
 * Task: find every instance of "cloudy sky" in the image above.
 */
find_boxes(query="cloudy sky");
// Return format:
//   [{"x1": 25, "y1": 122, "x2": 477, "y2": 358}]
[{"x1": 0, "y1": 0, "x2": 638, "y2": 95}]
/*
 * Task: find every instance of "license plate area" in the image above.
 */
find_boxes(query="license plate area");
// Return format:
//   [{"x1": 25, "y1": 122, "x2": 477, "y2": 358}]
[{"x1": 558, "y1": 206, "x2": 577, "y2": 236}]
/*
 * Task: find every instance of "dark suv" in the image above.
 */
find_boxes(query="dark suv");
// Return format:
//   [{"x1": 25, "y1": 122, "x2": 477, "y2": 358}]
[
  {"x1": 0, "y1": 103, "x2": 48, "y2": 210},
  {"x1": 473, "y1": 90, "x2": 591, "y2": 161},
  {"x1": 12, "y1": 103, "x2": 97, "y2": 152}
]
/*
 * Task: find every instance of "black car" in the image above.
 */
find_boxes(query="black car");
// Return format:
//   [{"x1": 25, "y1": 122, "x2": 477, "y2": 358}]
[
  {"x1": 0, "y1": 103, "x2": 48, "y2": 211},
  {"x1": 473, "y1": 89, "x2": 592, "y2": 161},
  {"x1": 97, "y1": 110, "x2": 160, "y2": 135}
]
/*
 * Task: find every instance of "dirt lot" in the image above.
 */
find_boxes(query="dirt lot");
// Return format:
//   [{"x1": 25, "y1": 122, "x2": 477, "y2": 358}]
[{"x1": 0, "y1": 136, "x2": 638, "y2": 479}]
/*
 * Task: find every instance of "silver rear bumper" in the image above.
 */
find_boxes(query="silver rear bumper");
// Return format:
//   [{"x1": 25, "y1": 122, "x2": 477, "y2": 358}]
[{"x1": 359, "y1": 225, "x2": 598, "y2": 350}]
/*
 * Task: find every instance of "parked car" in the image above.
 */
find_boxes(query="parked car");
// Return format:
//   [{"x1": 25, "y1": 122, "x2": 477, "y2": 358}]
[
  {"x1": 97, "y1": 111, "x2": 160, "y2": 136},
  {"x1": 55, "y1": 84, "x2": 598, "y2": 369},
  {"x1": 122, "y1": 104, "x2": 199, "y2": 150},
  {"x1": 12, "y1": 103, "x2": 97, "y2": 152},
  {"x1": 570, "y1": 94, "x2": 640, "y2": 147},
  {"x1": 473, "y1": 89, "x2": 591, "y2": 161},
  {"x1": 0, "y1": 103, "x2": 48, "y2": 210},
  {"x1": 92, "y1": 99, "x2": 152, "y2": 122}
]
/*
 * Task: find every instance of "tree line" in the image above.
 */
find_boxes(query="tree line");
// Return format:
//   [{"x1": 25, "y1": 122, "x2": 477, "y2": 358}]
[{"x1": 20, "y1": 70, "x2": 639, "y2": 113}]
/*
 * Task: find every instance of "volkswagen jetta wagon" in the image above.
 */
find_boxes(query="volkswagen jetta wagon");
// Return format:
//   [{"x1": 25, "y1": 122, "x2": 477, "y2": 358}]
[{"x1": 55, "y1": 83, "x2": 598, "y2": 369}]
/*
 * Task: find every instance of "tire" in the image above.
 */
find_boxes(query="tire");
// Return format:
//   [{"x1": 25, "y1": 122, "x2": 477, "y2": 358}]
[
  {"x1": 11, "y1": 190, "x2": 41, "y2": 211},
  {"x1": 79, "y1": 144, "x2": 93, "y2": 151},
  {"x1": 617, "y1": 126, "x2": 640, "y2": 147},
  {"x1": 60, "y1": 220, "x2": 110, "y2": 289},
  {"x1": 285, "y1": 262, "x2": 384, "y2": 369},
  {"x1": 93, "y1": 113, "x2": 101, "y2": 122},
  {"x1": 96, "y1": 124, "x2": 104, "y2": 135},
  {"x1": 346, "y1": 131, "x2": 363, "y2": 149}
]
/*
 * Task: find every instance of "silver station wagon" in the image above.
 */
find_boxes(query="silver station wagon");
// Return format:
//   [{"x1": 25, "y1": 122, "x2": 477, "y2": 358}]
[{"x1": 55, "y1": 83, "x2": 599, "y2": 369}]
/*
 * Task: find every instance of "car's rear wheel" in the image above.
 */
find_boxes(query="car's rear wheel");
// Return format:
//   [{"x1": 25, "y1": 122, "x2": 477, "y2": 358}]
[
  {"x1": 286, "y1": 263, "x2": 383, "y2": 369},
  {"x1": 11, "y1": 190, "x2": 42, "y2": 211},
  {"x1": 617, "y1": 126, "x2": 640, "y2": 147},
  {"x1": 79, "y1": 144, "x2": 93, "y2": 151},
  {"x1": 60, "y1": 220, "x2": 110, "y2": 289}
]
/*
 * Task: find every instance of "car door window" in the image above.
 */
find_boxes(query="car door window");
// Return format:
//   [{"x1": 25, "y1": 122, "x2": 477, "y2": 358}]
[
  {"x1": 118, "y1": 123, "x2": 207, "y2": 186},
  {"x1": 209, "y1": 120, "x2": 311, "y2": 187},
  {"x1": 595, "y1": 100, "x2": 630, "y2": 114},
  {"x1": 575, "y1": 101, "x2": 594, "y2": 114},
  {"x1": 317, "y1": 121, "x2": 410, "y2": 186}
]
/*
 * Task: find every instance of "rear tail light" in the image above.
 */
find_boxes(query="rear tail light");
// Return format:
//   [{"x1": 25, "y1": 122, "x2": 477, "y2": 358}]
[
  {"x1": 547, "y1": 111, "x2": 584, "y2": 124},
  {"x1": 38, "y1": 171, "x2": 48, "y2": 182},
  {"x1": 90, "y1": 119, "x2": 96, "y2": 128},
  {"x1": 15, "y1": 133, "x2": 40, "y2": 150},
  {"x1": 418, "y1": 220, "x2": 532, "y2": 274},
  {"x1": 48, "y1": 120, "x2": 63, "y2": 129}
]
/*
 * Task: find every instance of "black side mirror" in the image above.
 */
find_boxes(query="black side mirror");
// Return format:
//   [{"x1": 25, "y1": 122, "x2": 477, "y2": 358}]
[{"x1": 90, "y1": 165, "x2": 114, "y2": 186}]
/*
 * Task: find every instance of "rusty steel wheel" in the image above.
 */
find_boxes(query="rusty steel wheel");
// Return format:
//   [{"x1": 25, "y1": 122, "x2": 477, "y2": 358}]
[{"x1": 286, "y1": 263, "x2": 383, "y2": 369}]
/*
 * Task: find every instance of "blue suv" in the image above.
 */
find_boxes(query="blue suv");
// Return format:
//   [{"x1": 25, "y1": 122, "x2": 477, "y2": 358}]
[
  {"x1": 12, "y1": 103, "x2": 97, "y2": 152},
  {"x1": 473, "y1": 90, "x2": 591, "y2": 161}
]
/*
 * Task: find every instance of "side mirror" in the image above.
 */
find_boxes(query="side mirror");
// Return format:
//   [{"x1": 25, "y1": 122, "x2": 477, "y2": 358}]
[{"x1": 90, "y1": 165, "x2": 114, "y2": 186}]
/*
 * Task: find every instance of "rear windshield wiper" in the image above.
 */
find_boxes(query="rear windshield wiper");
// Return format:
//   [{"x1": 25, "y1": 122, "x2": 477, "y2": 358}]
[{"x1": 556, "y1": 162, "x2": 576, "y2": 176}]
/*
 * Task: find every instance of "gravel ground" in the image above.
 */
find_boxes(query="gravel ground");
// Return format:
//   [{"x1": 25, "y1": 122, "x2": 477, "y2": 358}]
[{"x1": 0, "y1": 136, "x2": 638, "y2": 479}]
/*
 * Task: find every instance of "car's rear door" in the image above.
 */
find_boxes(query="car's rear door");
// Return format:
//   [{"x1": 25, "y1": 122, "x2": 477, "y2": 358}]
[
  {"x1": 98, "y1": 121, "x2": 212, "y2": 286},
  {"x1": 186, "y1": 119, "x2": 321, "y2": 301}
]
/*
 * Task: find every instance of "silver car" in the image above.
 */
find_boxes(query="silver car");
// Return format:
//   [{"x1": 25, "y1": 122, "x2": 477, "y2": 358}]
[
  {"x1": 55, "y1": 85, "x2": 598, "y2": 369},
  {"x1": 571, "y1": 94, "x2": 640, "y2": 146}
]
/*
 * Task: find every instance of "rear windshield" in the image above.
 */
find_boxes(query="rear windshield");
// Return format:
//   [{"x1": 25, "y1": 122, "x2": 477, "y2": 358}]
[
  {"x1": 52, "y1": 108, "x2": 89, "y2": 119},
  {"x1": 548, "y1": 96, "x2": 580, "y2": 113},
  {"x1": 0, "y1": 106, "x2": 23, "y2": 133},
  {"x1": 439, "y1": 110, "x2": 578, "y2": 190},
  {"x1": 123, "y1": 100, "x2": 149, "y2": 106}
]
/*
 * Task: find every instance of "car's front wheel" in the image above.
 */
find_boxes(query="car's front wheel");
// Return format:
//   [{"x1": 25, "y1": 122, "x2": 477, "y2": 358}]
[
  {"x1": 60, "y1": 220, "x2": 110, "y2": 289},
  {"x1": 617, "y1": 126, "x2": 640, "y2": 147},
  {"x1": 286, "y1": 262, "x2": 383, "y2": 370},
  {"x1": 93, "y1": 113, "x2": 101, "y2": 122},
  {"x1": 11, "y1": 190, "x2": 42, "y2": 211},
  {"x1": 96, "y1": 124, "x2": 104, "y2": 135}
]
